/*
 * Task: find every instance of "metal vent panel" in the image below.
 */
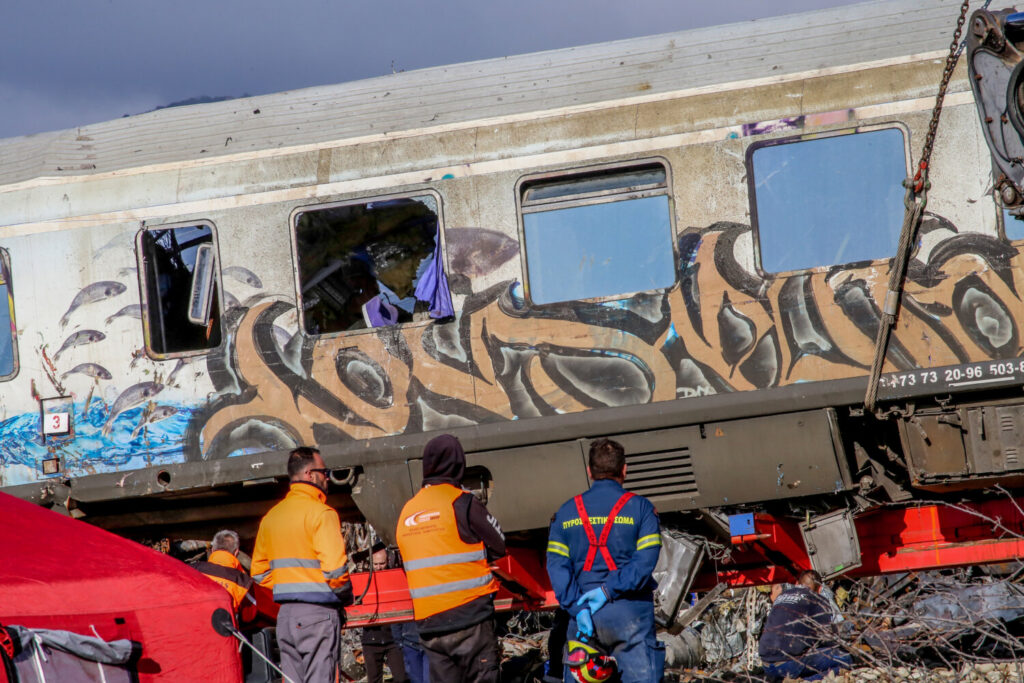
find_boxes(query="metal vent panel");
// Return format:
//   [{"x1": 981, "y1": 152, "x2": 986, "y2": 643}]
[{"x1": 624, "y1": 447, "x2": 698, "y2": 498}]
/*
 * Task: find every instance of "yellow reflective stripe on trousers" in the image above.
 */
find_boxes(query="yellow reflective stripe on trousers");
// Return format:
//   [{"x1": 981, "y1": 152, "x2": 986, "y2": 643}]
[
  {"x1": 407, "y1": 573, "x2": 494, "y2": 599},
  {"x1": 403, "y1": 549, "x2": 487, "y2": 572},
  {"x1": 636, "y1": 534, "x2": 661, "y2": 550},
  {"x1": 547, "y1": 541, "x2": 569, "y2": 557}
]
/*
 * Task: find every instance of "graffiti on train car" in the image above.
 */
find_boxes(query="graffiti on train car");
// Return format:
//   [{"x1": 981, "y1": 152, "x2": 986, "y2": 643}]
[
  {"x1": 188, "y1": 213, "x2": 1023, "y2": 460},
  {"x1": 1, "y1": 212, "x2": 1019, "y2": 480}
]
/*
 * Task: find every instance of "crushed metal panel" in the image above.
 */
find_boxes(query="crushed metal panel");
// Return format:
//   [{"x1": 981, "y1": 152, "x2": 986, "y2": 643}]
[
  {"x1": 899, "y1": 410, "x2": 970, "y2": 485},
  {"x1": 652, "y1": 531, "x2": 705, "y2": 628},
  {"x1": 900, "y1": 402, "x2": 1024, "y2": 490},
  {"x1": 800, "y1": 508, "x2": 862, "y2": 579}
]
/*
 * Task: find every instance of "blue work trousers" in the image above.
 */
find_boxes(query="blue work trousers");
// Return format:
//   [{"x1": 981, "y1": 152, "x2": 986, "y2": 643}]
[
  {"x1": 565, "y1": 599, "x2": 665, "y2": 683},
  {"x1": 763, "y1": 647, "x2": 852, "y2": 681},
  {"x1": 401, "y1": 645, "x2": 430, "y2": 683}
]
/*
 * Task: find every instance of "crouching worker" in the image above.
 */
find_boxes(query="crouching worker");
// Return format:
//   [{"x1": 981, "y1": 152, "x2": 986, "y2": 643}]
[
  {"x1": 396, "y1": 434, "x2": 506, "y2": 683},
  {"x1": 758, "y1": 570, "x2": 852, "y2": 681},
  {"x1": 546, "y1": 438, "x2": 665, "y2": 683}
]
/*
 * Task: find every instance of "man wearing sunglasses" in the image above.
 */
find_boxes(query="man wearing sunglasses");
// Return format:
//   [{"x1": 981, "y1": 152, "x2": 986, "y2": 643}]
[{"x1": 252, "y1": 447, "x2": 353, "y2": 683}]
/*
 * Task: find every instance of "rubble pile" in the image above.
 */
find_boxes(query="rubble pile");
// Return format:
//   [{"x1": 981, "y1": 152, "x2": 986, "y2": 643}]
[{"x1": 661, "y1": 568, "x2": 1024, "y2": 681}]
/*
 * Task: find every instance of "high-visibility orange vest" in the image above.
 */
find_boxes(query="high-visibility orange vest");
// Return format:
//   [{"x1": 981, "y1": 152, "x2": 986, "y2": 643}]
[
  {"x1": 205, "y1": 550, "x2": 252, "y2": 610},
  {"x1": 251, "y1": 483, "x2": 351, "y2": 605},
  {"x1": 192, "y1": 550, "x2": 257, "y2": 622},
  {"x1": 395, "y1": 483, "x2": 498, "y2": 620}
]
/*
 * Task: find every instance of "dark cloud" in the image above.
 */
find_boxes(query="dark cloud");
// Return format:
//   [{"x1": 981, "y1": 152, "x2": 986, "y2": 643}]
[{"x1": 0, "y1": 0, "x2": 862, "y2": 139}]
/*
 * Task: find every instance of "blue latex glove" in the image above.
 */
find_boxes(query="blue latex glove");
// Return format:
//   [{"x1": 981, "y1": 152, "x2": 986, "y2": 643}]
[
  {"x1": 576, "y1": 608, "x2": 594, "y2": 637},
  {"x1": 576, "y1": 587, "x2": 608, "y2": 615}
]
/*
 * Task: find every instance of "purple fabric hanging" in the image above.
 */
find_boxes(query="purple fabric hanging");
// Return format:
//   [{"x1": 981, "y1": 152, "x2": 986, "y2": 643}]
[
  {"x1": 413, "y1": 229, "x2": 455, "y2": 318},
  {"x1": 364, "y1": 295, "x2": 399, "y2": 328}
]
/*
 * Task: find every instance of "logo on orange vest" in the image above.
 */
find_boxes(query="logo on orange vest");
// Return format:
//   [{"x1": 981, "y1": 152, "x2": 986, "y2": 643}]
[{"x1": 404, "y1": 510, "x2": 441, "y2": 527}]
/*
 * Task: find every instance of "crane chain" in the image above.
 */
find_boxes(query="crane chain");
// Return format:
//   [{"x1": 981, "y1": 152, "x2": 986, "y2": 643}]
[{"x1": 864, "y1": 0, "x2": 975, "y2": 412}]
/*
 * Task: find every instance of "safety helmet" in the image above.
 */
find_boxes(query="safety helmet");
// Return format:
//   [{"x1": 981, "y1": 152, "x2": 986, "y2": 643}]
[{"x1": 565, "y1": 636, "x2": 617, "y2": 683}]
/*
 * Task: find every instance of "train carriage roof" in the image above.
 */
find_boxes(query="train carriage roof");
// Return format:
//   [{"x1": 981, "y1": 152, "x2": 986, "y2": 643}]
[{"x1": 0, "y1": 0, "x2": 1008, "y2": 186}]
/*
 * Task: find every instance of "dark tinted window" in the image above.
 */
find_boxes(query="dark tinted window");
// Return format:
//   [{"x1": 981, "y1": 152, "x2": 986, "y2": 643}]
[
  {"x1": 139, "y1": 224, "x2": 222, "y2": 355},
  {"x1": 520, "y1": 162, "x2": 676, "y2": 305},
  {"x1": 294, "y1": 195, "x2": 446, "y2": 335},
  {"x1": 0, "y1": 250, "x2": 17, "y2": 379},
  {"x1": 750, "y1": 127, "x2": 907, "y2": 272}
]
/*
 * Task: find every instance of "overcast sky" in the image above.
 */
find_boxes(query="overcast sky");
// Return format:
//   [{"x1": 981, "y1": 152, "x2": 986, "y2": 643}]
[{"x1": 1, "y1": 0, "x2": 867, "y2": 140}]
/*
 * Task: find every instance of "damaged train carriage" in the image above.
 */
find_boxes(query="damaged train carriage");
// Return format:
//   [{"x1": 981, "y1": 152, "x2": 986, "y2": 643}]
[{"x1": 1, "y1": 0, "x2": 1023, "y2": 583}]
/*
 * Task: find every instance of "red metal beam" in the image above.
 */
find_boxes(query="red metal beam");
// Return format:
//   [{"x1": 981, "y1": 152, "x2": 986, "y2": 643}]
[
  {"x1": 700, "y1": 497, "x2": 1024, "y2": 588},
  {"x1": 855, "y1": 497, "x2": 1024, "y2": 575}
]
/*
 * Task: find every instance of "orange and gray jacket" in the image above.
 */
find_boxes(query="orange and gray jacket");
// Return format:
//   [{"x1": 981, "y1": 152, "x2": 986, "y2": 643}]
[
  {"x1": 190, "y1": 549, "x2": 257, "y2": 622},
  {"x1": 251, "y1": 483, "x2": 352, "y2": 606}
]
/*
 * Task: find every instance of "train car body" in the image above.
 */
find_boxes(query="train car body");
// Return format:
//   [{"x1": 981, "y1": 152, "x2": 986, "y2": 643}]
[{"x1": 2, "y1": 0, "x2": 1024, "y2": 572}]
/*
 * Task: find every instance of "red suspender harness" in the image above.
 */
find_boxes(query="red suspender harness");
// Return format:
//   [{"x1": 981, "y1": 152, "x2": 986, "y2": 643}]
[{"x1": 573, "y1": 492, "x2": 635, "y2": 571}]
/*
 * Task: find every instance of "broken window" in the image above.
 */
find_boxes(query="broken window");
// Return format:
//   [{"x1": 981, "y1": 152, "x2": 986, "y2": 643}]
[
  {"x1": 138, "y1": 223, "x2": 223, "y2": 356},
  {"x1": 749, "y1": 126, "x2": 907, "y2": 273},
  {"x1": 293, "y1": 193, "x2": 452, "y2": 336},
  {"x1": 519, "y1": 161, "x2": 676, "y2": 305},
  {"x1": 0, "y1": 250, "x2": 17, "y2": 380}
]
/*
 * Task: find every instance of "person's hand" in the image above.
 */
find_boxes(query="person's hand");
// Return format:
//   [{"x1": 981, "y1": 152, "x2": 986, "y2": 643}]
[
  {"x1": 576, "y1": 587, "x2": 608, "y2": 615},
  {"x1": 576, "y1": 609, "x2": 594, "y2": 637}
]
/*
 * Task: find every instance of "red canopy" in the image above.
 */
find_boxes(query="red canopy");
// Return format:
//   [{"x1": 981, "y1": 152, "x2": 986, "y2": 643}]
[{"x1": 0, "y1": 491, "x2": 242, "y2": 681}]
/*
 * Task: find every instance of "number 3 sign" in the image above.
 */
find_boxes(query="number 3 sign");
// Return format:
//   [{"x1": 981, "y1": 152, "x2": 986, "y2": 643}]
[{"x1": 42, "y1": 412, "x2": 70, "y2": 435}]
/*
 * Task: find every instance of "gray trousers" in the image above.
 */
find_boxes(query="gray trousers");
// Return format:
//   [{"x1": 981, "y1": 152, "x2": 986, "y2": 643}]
[{"x1": 277, "y1": 602, "x2": 341, "y2": 683}]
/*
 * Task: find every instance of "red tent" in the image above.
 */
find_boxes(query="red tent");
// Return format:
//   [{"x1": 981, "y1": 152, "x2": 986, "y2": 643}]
[{"x1": 0, "y1": 491, "x2": 242, "y2": 681}]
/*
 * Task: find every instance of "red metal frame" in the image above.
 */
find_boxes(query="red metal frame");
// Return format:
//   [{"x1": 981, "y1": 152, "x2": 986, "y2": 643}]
[{"x1": 696, "y1": 496, "x2": 1024, "y2": 589}]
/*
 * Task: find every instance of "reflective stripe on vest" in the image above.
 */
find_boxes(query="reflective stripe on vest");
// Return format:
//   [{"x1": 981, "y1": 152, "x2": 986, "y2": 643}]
[
  {"x1": 403, "y1": 549, "x2": 487, "y2": 572},
  {"x1": 396, "y1": 483, "x2": 498, "y2": 620},
  {"x1": 272, "y1": 582, "x2": 337, "y2": 601},
  {"x1": 269, "y1": 558, "x2": 321, "y2": 569},
  {"x1": 574, "y1": 492, "x2": 635, "y2": 572},
  {"x1": 407, "y1": 573, "x2": 494, "y2": 599}
]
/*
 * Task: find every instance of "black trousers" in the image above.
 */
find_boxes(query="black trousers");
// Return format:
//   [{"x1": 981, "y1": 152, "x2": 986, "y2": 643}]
[
  {"x1": 419, "y1": 618, "x2": 500, "y2": 683},
  {"x1": 363, "y1": 641, "x2": 409, "y2": 683}
]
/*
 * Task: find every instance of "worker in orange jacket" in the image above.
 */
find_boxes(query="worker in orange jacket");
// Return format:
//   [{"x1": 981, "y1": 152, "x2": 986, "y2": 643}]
[
  {"x1": 190, "y1": 529, "x2": 257, "y2": 624},
  {"x1": 395, "y1": 434, "x2": 506, "y2": 683},
  {"x1": 252, "y1": 447, "x2": 353, "y2": 683}
]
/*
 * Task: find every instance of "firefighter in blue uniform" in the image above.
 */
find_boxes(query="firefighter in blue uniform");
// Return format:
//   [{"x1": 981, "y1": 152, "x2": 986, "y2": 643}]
[{"x1": 546, "y1": 438, "x2": 665, "y2": 682}]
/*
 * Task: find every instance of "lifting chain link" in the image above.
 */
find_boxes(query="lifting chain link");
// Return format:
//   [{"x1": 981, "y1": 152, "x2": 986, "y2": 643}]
[{"x1": 864, "y1": 0, "x2": 976, "y2": 412}]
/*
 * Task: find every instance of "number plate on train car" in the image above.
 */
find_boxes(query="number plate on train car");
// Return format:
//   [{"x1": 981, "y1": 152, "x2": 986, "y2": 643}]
[{"x1": 879, "y1": 360, "x2": 1024, "y2": 400}]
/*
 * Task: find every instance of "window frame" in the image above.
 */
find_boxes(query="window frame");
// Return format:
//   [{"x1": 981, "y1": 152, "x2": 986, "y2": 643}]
[
  {"x1": 745, "y1": 122, "x2": 911, "y2": 276},
  {"x1": 135, "y1": 219, "x2": 226, "y2": 361},
  {"x1": 289, "y1": 189, "x2": 447, "y2": 340},
  {"x1": 515, "y1": 157, "x2": 678, "y2": 307},
  {"x1": 0, "y1": 248, "x2": 19, "y2": 382}
]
